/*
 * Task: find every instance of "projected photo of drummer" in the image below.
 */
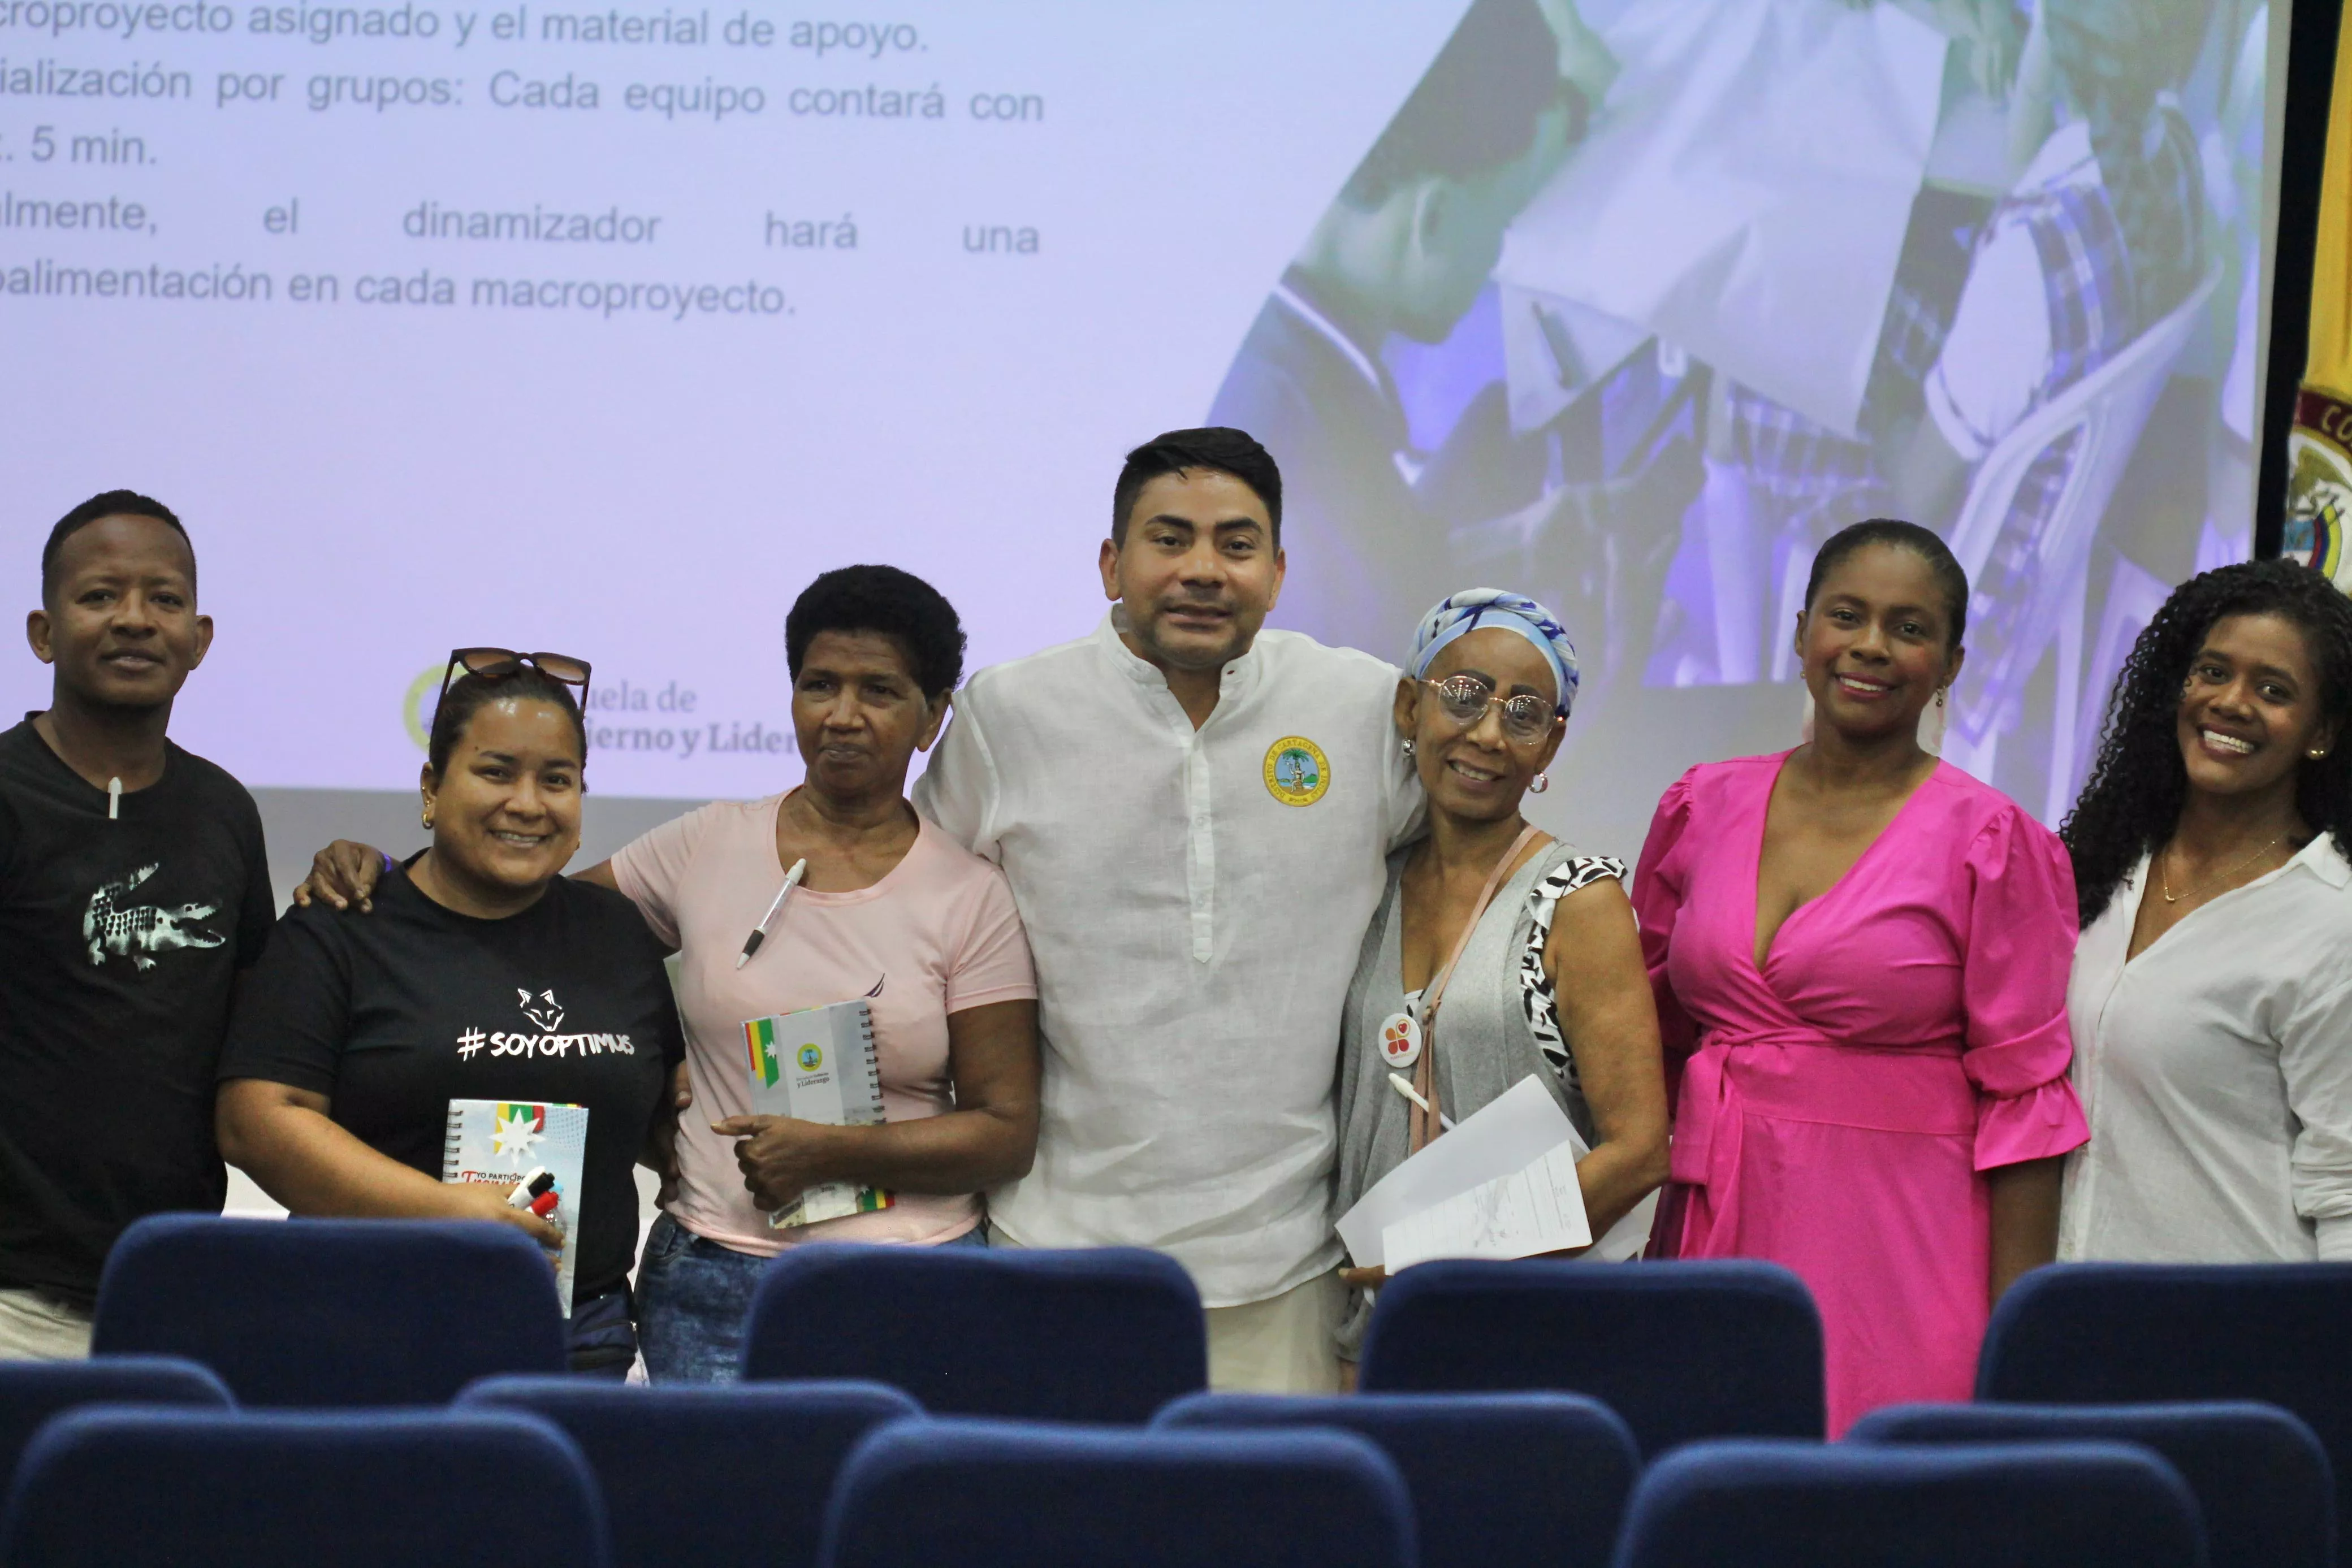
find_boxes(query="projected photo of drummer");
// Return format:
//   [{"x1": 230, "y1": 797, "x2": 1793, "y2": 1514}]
[{"x1": 1213, "y1": 0, "x2": 2262, "y2": 830}]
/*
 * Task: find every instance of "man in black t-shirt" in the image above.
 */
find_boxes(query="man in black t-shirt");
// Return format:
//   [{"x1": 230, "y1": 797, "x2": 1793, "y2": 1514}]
[{"x1": 0, "y1": 492, "x2": 272, "y2": 1358}]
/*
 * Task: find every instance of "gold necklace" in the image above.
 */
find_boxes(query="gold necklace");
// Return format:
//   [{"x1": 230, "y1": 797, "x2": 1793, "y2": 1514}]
[{"x1": 2160, "y1": 835, "x2": 2282, "y2": 905}]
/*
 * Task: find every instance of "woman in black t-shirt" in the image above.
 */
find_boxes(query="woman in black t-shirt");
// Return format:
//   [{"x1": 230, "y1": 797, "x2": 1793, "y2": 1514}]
[{"x1": 218, "y1": 656, "x2": 684, "y2": 1376}]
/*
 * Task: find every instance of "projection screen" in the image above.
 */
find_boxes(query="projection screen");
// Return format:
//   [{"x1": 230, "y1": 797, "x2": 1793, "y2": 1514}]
[{"x1": 0, "y1": 0, "x2": 2287, "y2": 882}]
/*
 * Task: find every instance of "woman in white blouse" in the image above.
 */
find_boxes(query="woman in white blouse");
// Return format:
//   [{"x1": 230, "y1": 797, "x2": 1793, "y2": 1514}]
[{"x1": 2058, "y1": 559, "x2": 2352, "y2": 1261}]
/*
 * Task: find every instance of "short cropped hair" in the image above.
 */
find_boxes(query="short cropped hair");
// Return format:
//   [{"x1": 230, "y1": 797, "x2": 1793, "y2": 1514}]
[
  {"x1": 1341, "y1": 0, "x2": 1571, "y2": 210},
  {"x1": 1112, "y1": 427, "x2": 1283, "y2": 547},
  {"x1": 42, "y1": 490, "x2": 191, "y2": 601},
  {"x1": 785, "y1": 564, "x2": 967, "y2": 699}
]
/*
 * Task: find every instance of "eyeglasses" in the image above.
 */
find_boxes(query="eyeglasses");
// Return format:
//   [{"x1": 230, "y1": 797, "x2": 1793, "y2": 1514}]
[
  {"x1": 436, "y1": 648, "x2": 594, "y2": 716},
  {"x1": 1420, "y1": 675, "x2": 1559, "y2": 744}
]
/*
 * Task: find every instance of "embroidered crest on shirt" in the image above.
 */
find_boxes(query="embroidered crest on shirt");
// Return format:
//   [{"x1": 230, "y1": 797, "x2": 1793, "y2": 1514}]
[
  {"x1": 1263, "y1": 736, "x2": 1331, "y2": 806},
  {"x1": 82, "y1": 863, "x2": 226, "y2": 971}
]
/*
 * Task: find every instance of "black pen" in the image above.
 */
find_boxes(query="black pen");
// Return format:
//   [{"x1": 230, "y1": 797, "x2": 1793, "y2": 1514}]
[{"x1": 737, "y1": 857, "x2": 808, "y2": 969}]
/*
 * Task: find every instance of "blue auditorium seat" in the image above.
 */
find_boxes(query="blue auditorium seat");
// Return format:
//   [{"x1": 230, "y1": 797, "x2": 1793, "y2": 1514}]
[
  {"x1": 0, "y1": 1354, "x2": 230, "y2": 1490},
  {"x1": 1979, "y1": 1263, "x2": 2352, "y2": 1566},
  {"x1": 459, "y1": 1375, "x2": 920, "y2": 1568},
  {"x1": 1616, "y1": 1438, "x2": 2204, "y2": 1568},
  {"x1": 1155, "y1": 1389, "x2": 1637, "y2": 1568},
  {"x1": 1849, "y1": 1400, "x2": 2332, "y2": 1568},
  {"x1": 1358, "y1": 1258, "x2": 1824, "y2": 1454},
  {"x1": 90, "y1": 1214, "x2": 567, "y2": 1406},
  {"x1": 820, "y1": 1418, "x2": 1412, "y2": 1568},
  {"x1": 0, "y1": 1407, "x2": 608, "y2": 1568},
  {"x1": 741, "y1": 1245, "x2": 1205, "y2": 1423}
]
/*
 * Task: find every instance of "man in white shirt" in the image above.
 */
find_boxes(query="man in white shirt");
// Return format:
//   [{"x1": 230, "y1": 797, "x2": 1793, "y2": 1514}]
[{"x1": 914, "y1": 427, "x2": 1419, "y2": 1392}]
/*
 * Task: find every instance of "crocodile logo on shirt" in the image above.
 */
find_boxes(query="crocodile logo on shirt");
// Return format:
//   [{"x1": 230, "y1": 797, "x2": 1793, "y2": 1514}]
[{"x1": 83, "y1": 864, "x2": 226, "y2": 971}]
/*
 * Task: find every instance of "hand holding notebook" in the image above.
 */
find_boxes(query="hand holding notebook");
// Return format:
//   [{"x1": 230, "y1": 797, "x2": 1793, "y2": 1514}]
[
  {"x1": 444, "y1": 1099, "x2": 589, "y2": 1314},
  {"x1": 728, "y1": 999, "x2": 895, "y2": 1228},
  {"x1": 708, "y1": 1114, "x2": 841, "y2": 1212},
  {"x1": 442, "y1": 1171, "x2": 567, "y2": 1255}
]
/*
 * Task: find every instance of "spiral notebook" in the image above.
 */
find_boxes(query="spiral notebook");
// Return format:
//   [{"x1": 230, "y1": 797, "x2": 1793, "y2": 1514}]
[
  {"x1": 442, "y1": 1099, "x2": 587, "y2": 1315},
  {"x1": 743, "y1": 998, "x2": 894, "y2": 1229}
]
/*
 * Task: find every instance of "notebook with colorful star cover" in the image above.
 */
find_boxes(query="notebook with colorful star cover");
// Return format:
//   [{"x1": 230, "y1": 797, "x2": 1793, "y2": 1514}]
[{"x1": 442, "y1": 1099, "x2": 588, "y2": 1315}]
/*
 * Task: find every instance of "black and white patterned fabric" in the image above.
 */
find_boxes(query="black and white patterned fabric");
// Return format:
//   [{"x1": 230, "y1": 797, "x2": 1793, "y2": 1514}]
[{"x1": 1519, "y1": 854, "x2": 1629, "y2": 1088}]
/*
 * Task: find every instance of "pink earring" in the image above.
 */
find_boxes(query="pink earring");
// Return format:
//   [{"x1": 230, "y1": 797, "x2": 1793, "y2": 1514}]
[{"x1": 1529, "y1": 772, "x2": 1550, "y2": 795}]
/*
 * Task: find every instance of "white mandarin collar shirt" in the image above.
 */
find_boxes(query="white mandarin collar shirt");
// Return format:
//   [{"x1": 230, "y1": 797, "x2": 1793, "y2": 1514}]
[
  {"x1": 2060, "y1": 835, "x2": 2352, "y2": 1263},
  {"x1": 914, "y1": 614, "x2": 1420, "y2": 1306}
]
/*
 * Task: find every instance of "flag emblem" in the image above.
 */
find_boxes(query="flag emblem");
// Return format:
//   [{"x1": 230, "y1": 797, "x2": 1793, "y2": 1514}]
[{"x1": 744, "y1": 1018, "x2": 782, "y2": 1087}]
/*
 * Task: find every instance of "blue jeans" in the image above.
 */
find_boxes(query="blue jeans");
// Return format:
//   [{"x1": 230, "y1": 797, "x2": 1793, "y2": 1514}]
[{"x1": 635, "y1": 1213, "x2": 986, "y2": 1383}]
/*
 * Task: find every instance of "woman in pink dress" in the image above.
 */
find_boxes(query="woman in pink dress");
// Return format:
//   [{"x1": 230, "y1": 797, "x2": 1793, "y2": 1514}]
[{"x1": 1632, "y1": 519, "x2": 2089, "y2": 1435}]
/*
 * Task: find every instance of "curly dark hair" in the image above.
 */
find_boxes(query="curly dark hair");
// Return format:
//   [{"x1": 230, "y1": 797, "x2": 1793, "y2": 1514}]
[
  {"x1": 785, "y1": 564, "x2": 966, "y2": 699},
  {"x1": 2061, "y1": 558, "x2": 2352, "y2": 926}
]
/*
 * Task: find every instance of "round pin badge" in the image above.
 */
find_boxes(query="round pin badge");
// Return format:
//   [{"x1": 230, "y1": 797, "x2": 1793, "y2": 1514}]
[
  {"x1": 1379, "y1": 1012, "x2": 1422, "y2": 1069},
  {"x1": 1264, "y1": 735, "x2": 1331, "y2": 807}
]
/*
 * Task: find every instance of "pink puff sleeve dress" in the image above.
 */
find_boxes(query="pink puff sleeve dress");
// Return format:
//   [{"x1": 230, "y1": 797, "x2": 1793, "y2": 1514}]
[{"x1": 1632, "y1": 752, "x2": 2089, "y2": 1435}]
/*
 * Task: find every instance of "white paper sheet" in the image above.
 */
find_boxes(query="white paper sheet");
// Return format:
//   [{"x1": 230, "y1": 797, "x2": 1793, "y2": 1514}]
[
  {"x1": 1339, "y1": 1074, "x2": 1665, "y2": 1269},
  {"x1": 1589, "y1": 1189, "x2": 1660, "y2": 1263},
  {"x1": 1495, "y1": 0, "x2": 1945, "y2": 438},
  {"x1": 1338, "y1": 1075, "x2": 1579, "y2": 1270},
  {"x1": 1382, "y1": 1139, "x2": 1593, "y2": 1270}
]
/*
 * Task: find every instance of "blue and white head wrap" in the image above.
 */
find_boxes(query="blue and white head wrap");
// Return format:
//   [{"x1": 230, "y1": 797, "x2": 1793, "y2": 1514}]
[{"x1": 1408, "y1": 588, "x2": 1581, "y2": 717}]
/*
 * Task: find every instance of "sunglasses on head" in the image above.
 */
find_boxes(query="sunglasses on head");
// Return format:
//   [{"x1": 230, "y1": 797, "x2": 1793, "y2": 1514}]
[{"x1": 436, "y1": 647, "x2": 593, "y2": 716}]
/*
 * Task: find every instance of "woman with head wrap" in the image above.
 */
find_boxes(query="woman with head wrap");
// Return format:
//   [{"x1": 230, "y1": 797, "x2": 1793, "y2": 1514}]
[{"x1": 1331, "y1": 589, "x2": 1670, "y2": 1363}]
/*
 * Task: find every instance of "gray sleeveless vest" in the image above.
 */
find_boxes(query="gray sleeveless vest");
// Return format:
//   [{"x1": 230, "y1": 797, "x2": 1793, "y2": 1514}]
[{"x1": 1331, "y1": 840, "x2": 1596, "y2": 1353}]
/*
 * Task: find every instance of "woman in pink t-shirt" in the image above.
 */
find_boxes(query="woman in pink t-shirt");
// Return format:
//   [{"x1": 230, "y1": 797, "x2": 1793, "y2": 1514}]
[{"x1": 602, "y1": 566, "x2": 1039, "y2": 1380}]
